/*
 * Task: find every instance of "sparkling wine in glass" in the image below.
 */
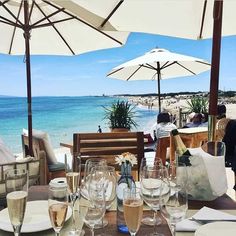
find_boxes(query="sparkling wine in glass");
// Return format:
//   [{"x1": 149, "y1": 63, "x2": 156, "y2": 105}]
[
  {"x1": 66, "y1": 171, "x2": 81, "y2": 235},
  {"x1": 123, "y1": 187, "x2": 143, "y2": 236},
  {"x1": 5, "y1": 169, "x2": 29, "y2": 236},
  {"x1": 48, "y1": 183, "x2": 68, "y2": 236},
  {"x1": 5, "y1": 169, "x2": 28, "y2": 236}
]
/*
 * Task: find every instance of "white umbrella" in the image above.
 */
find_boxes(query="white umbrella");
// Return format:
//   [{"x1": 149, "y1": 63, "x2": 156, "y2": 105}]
[
  {"x1": 74, "y1": 0, "x2": 234, "y2": 140},
  {"x1": 107, "y1": 48, "x2": 211, "y2": 112},
  {"x1": 0, "y1": 0, "x2": 129, "y2": 155}
]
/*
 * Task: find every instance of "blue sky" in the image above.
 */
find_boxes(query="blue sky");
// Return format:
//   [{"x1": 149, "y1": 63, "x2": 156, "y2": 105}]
[{"x1": 0, "y1": 32, "x2": 236, "y2": 97}]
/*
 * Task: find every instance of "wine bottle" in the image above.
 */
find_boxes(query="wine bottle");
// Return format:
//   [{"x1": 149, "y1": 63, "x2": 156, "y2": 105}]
[{"x1": 171, "y1": 129, "x2": 191, "y2": 166}]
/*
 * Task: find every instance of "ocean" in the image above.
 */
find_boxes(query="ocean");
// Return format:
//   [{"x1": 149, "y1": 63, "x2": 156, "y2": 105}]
[{"x1": 0, "y1": 96, "x2": 157, "y2": 153}]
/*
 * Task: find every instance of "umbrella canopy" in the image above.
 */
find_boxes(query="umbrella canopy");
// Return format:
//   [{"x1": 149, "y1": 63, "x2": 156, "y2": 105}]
[
  {"x1": 0, "y1": 0, "x2": 129, "y2": 155},
  {"x1": 78, "y1": 0, "x2": 233, "y2": 140},
  {"x1": 107, "y1": 48, "x2": 211, "y2": 112}
]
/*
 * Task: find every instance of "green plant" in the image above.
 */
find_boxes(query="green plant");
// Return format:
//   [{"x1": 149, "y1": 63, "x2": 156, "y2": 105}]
[
  {"x1": 103, "y1": 100, "x2": 138, "y2": 129},
  {"x1": 185, "y1": 96, "x2": 208, "y2": 113}
]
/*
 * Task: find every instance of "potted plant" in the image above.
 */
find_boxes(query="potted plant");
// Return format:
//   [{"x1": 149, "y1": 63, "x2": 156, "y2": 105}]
[{"x1": 103, "y1": 100, "x2": 138, "y2": 132}]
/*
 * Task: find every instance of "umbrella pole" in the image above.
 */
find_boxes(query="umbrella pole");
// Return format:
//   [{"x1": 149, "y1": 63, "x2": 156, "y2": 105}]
[
  {"x1": 24, "y1": 0, "x2": 33, "y2": 156},
  {"x1": 208, "y1": 0, "x2": 223, "y2": 141},
  {"x1": 157, "y1": 63, "x2": 161, "y2": 113}
]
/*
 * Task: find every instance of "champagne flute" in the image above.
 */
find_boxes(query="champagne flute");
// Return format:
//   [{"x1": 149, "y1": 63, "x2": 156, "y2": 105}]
[
  {"x1": 123, "y1": 187, "x2": 143, "y2": 236},
  {"x1": 139, "y1": 157, "x2": 163, "y2": 226},
  {"x1": 140, "y1": 165, "x2": 168, "y2": 236},
  {"x1": 5, "y1": 169, "x2": 28, "y2": 236},
  {"x1": 48, "y1": 183, "x2": 68, "y2": 236},
  {"x1": 66, "y1": 170, "x2": 80, "y2": 235}
]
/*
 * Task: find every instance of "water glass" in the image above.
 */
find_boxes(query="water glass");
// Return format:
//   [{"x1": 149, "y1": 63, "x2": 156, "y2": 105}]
[
  {"x1": 140, "y1": 165, "x2": 168, "y2": 236},
  {"x1": 139, "y1": 157, "x2": 163, "y2": 226},
  {"x1": 48, "y1": 183, "x2": 68, "y2": 236},
  {"x1": 5, "y1": 169, "x2": 28, "y2": 236},
  {"x1": 123, "y1": 187, "x2": 143, "y2": 236},
  {"x1": 160, "y1": 180, "x2": 188, "y2": 236},
  {"x1": 84, "y1": 182, "x2": 106, "y2": 236}
]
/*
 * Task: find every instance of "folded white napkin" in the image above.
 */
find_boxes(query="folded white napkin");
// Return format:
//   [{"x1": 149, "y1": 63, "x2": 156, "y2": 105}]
[{"x1": 176, "y1": 207, "x2": 236, "y2": 232}]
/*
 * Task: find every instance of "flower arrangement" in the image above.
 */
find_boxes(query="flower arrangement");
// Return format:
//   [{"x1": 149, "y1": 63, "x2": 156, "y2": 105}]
[{"x1": 115, "y1": 152, "x2": 137, "y2": 167}]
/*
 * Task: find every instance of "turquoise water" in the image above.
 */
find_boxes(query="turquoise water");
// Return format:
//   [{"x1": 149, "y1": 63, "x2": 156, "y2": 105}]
[{"x1": 0, "y1": 96, "x2": 157, "y2": 153}]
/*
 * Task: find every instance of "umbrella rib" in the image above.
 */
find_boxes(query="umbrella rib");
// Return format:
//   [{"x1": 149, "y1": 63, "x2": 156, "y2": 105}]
[
  {"x1": 33, "y1": 17, "x2": 74, "y2": 29},
  {"x1": 100, "y1": 0, "x2": 124, "y2": 28},
  {"x1": 31, "y1": 8, "x2": 65, "y2": 27},
  {"x1": 0, "y1": 16, "x2": 21, "y2": 27},
  {"x1": 9, "y1": 0, "x2": 23, "y2": 54},
  {"x1": 198, "y1": 0, "x2": 208, "y2": 39},
  {"x1": 175, "y1": 62, "x2": 196, "y2": 75},
  {"x1": 0, "y1": 0, "x2": 24, "y2": 26},
  {"x1": 34, "y1": 1, "x2": 75, "y2": 55},
  {"x1": 107, "y1": 67, "x2": 124, "y2": 77},
  {"x1": 127, "y1": 66, "x2": 142, "y2": 81},
  {"x1": 28, "y1": 0, "x2": 36, "y2": 25},
  {"x1": 143, "y1": 63, "x2": 157, "y2": 70},
  {"x1": 160, "y1": 61, "x2": 170, "y2": 70},
  {"x1": 43, "y1": 0, "x2": 123, "y2": 46}
]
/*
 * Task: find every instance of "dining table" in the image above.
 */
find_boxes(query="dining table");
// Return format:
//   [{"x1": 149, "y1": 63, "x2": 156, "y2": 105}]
[{"x1": 0, "y1": 185, "x2": 236, "y2": 236}]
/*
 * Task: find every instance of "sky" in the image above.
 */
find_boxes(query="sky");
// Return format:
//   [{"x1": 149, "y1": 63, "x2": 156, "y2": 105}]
[{"x1": 0, "y1": 32, "x2": 236, "y2": 97}]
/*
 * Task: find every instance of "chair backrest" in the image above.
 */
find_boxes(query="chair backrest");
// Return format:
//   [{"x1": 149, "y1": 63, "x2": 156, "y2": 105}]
[
  {"x1": 216, "y1": 118, "x2": 231, "y2": 141},
  {"x1": 22, "y1": 134, "x2": 44, "y2": 160},
  {"x1": 155, "y1": 136, "x2": 170, "y2": 164},
  {"x1": 73, "y1": 132, "x2": 144, "y2": 176}
]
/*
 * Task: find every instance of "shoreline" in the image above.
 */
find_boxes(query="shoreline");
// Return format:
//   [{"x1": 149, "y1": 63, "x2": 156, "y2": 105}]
[{"x1": 126, "y1": 95, "x2": 236, "y2": 120}]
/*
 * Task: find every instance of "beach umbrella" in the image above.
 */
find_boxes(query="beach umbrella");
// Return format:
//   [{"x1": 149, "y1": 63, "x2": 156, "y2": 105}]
[
  {"x1": 107, "y1": 48, "x2": 211, "y2": 112},
  {"x1": 0, "y1": 0, "x2": 129, "y2": 155},
  {"x1": 75, "y1": 0, "x2": 235, "y2": 140}
]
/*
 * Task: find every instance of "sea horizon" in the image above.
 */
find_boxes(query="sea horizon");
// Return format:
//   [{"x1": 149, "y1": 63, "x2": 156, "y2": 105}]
[{"x1": 0, "y1": 96, "x2": 158, "y2": 154}]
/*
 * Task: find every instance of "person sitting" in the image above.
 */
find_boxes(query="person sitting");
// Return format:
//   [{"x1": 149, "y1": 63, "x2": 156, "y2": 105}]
[
  {"x1": 217, "y1": 104, "x2": 227, "y2": 119},
  {"x1": 183, "y1": 113, "x2": 203, "y2": 128},
  {"x1": 153, "y1": 112, "x2": 177, "y2": 150},
  {"x1": 199, "y1": 112, "x2": 208, "y2": 127}
]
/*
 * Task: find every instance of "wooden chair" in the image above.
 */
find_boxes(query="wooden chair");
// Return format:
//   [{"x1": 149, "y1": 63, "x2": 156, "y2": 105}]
[
  {"x1": 22, "y1": 135, "x2": 66, "y2": 183},
  {"x1": 72, "y1": 132, "x2": 144, "y2": 180},
  {"x1": 169, "y1": 132, "x2": 209, "y2": 161},
  {"x1": 0, "y1": 155, "x2": 46, "y2": 206},
  {"x1": 155, "y1": 136, "x2": 170, "y2": 165},
  {"x1": 216, "y1": 118, "x2": 231, "y2": 141}
]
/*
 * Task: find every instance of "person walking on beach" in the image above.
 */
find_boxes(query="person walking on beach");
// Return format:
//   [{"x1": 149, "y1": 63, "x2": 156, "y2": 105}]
[{"x1": 97, "y1": 125, "x2": 102, "y2": 133}]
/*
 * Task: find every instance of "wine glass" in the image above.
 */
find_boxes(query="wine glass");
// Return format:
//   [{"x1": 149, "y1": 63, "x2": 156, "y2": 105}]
[
  {"x1": 5, "y1": 169, "x2": 28, "y2": 236},
  {"x1": 160, "y1": 178, "x2": 188, "y2": 236},
  {"x1": 123, "y1": 186, "x2": 143, "y2": 236},
  {"x1": 66, "y1": 170, "x2": 80, "y2": 235},
  {"x1": 139, "y1": 157, "x2": 163, "y2": 226},
  {"x1": 48, "y1": 183, "x2": 68, "y2": 236},
  {"x1": 84, "y1": 178, "x2": 106, "y2": 236},
  {"x1": 140, "y1": 165, "x2": 168, "y2": 236},
  {"x1": 81, "y1": 158, "x2": 107, "y2": 193}
]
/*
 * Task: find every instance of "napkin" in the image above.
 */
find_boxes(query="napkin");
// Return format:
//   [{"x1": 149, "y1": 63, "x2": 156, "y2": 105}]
[{"x1": 176, "y1": 207, "x2": 236, "y2": 232}]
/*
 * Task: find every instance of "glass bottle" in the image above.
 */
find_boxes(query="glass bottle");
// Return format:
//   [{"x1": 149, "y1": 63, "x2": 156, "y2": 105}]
[
  {"x1": 171, "y1": 129, "x2": 192, "y2": 166},
  {"x1": 116, "y1": 163, "x2": 135, "y2": 234}
]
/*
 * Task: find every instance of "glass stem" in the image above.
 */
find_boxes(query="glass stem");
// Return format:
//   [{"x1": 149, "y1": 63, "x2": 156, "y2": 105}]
[
  {"x1": 55, "y1": 233, "x2": 60, "y2": 236},
  {"x1": 13, "y1": 225, "x2": 21, "y2": 236},
  {"x1": 91, "y1": 227, "x2": 95, "y2": 236},
  {"x1": 153, "y1": 210, "x2": 157, "y2": 233},
  {"x1": 170, "y1": 223, "x2": 176, "y2": 236}
]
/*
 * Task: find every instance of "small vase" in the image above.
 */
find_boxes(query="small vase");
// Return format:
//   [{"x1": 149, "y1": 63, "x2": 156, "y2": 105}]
[{"x1": 116, "y1": 163, "x2": 135, "y2": 234}]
